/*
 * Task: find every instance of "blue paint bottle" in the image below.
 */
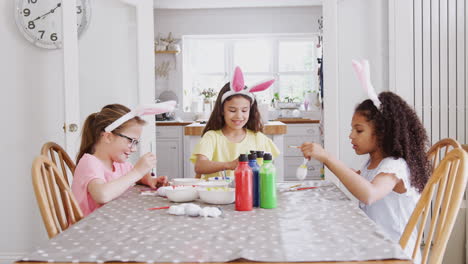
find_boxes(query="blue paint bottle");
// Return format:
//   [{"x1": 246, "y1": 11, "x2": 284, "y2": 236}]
[{"x1": 248, "y1": 153, "x2": 260, "y2": 207}]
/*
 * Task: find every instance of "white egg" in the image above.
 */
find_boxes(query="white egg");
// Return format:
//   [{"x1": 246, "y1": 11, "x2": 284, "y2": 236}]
[
  {"x1": 296, "y1": 167, "x2": 308, "y2": 180},
  {"x1": 168, "y1": 205, "x2": 185, "y2": 215},
  {"x1": 184, "y1": 203, "x2": 202, "y2": 216}
]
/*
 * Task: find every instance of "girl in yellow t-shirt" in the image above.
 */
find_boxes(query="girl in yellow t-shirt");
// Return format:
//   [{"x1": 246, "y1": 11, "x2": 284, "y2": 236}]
[{"x1": 190, "y1": 66, "x2": 280, "y2": 180}]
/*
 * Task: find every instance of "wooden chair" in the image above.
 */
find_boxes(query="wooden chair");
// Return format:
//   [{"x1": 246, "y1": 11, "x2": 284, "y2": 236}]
[
  {"x1": 423, "y1": 138, "x2": 462, "y2": 253},
  {"x1": 426, "y1": 138, "x2": 461, "y2": 172},
  {"x1": 31, "y1": 155, "x2": 84, "y2": 238},
  {"x1": 41, "y1": 142, "x2": 76, "y2": 186},
  {"x1": 462, "y1": 144, "x2": 468, "y2": 153},
  {"x1": 400, "y1": 148, "x2": 468, "y2": 264}
]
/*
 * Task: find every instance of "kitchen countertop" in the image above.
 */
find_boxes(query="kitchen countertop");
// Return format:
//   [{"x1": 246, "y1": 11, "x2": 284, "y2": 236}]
[
  {"x1": 156, "y1": 118, "x2": 319, "y2": 126},
  {"x1": 183, "y1": 121, "x2": 287, "y2": 136},
  {"x1": 155, "y1": 121, "x2": 193, "y2": 126},
  {"x1": 274, "y1": 118, "x2": 320, "y2": 124}
]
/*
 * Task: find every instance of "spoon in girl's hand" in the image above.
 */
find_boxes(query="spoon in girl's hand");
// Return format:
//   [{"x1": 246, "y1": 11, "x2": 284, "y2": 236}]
[
  {"x1": 296, "y1": 158, "x2": 308, "y2": 180},
  {"x1": 150, "y1": 142, "x2": 156, "y2": 177}
]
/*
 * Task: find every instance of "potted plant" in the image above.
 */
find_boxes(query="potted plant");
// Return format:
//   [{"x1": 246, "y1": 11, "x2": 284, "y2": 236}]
[
  {"x1": 277, "y1": 96, "x2": 301, "y2": 109},
  {"x1": 271, "y1": 92, "x2": 281, "y2": 108},
  {"x1": 200, "y1": 88, "x2": 217, "y2": 112}
]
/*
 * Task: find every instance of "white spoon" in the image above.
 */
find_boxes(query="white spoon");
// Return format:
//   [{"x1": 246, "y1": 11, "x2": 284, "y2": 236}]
[{"x1": 296, "y1": 158, "x2": 308, "y2": 180}]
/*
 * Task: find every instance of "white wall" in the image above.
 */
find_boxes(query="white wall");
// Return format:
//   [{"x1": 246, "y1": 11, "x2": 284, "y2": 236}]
[
  {"x1": 0, "y1": 0, "x2": 62, "y2": 262},
  {"x1": 79, "y1": 0, "x2": 143, "y2": 163},
  {"x1": 0, "y1": 1, "x2": 142, "y2": 263},
  {"x1": 153, "y1": 7, "x2": 322, "y2": 112},
  {"x1": 79, "y1": 2, "x2": 139, "y2": 123},
  {"x1": 336, "y1": 0, "x2": 388, "y2": 170}
]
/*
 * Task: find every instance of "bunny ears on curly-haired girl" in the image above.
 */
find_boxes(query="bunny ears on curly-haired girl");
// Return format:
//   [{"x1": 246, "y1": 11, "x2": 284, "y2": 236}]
[
  {"x1": 351, "y1": 59, "x2": 381, "y2": 109},
  {"x1": 221, "y1": 66, "x2": 275, "y2": 104},
  {"x1": 105, "y1": 100, "x2": 176, "y2": 132}
]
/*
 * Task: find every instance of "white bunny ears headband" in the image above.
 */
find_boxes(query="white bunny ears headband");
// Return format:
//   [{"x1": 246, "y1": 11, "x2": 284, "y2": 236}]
[
  {"x1": 104, "y1": 100, "x2": 177, "y2": 132},
  {"x1": 351, "y1": 59, "x2": 381, "y2": 109},
  {"x1": 221, "y1": 66, "x2": 275, "y2": 104}
]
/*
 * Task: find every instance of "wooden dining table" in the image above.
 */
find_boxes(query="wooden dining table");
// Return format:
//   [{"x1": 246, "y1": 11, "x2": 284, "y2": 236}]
[{"x1": 17, "y1": 181, "x2": 412, "y2": 264}]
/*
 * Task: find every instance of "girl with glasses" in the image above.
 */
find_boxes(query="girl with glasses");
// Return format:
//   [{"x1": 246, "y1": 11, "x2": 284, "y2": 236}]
[{"x1": 72, "y1": 103, "x2": 173, "y2": 217}]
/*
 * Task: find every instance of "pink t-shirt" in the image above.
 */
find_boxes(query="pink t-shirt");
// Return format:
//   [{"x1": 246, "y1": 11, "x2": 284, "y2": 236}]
[{"x1": 72, "y1": 153, "x2": 134, "y2": 217}]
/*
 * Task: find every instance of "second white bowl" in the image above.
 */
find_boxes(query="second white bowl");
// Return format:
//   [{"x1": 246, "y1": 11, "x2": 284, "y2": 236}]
[
  {"x1": 196, "y1": 180, "x2": 230, "y2": 188},
  {"x1": 165, "y1": 186, "x2": 198, "y2": 203},
  {"x1": 172, "y1": 178, "x2": 204, "y2": 186},
  {"x1": 198, "y1": 187, "x2": 235, "y2": 205}
]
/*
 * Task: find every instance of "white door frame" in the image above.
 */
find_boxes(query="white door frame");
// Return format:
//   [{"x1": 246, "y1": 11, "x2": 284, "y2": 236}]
[
  {"x1": 62, "y1": 0, "x2": 156, "y2": 159},
  {"x1": 121, "y1": 0, "x2": 156, "y2": 157},
  {"x1": 322, "y1": 0, "x2": 339, "y2": 183},
  {"x1": 62, "y1": 0, "x2": 81, "y2": 159}
]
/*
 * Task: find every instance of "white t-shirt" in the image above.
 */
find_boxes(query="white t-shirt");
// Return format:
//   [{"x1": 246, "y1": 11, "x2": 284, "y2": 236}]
[{"x1": 359, "y1": 157, "x2": 421, "y2": 263}]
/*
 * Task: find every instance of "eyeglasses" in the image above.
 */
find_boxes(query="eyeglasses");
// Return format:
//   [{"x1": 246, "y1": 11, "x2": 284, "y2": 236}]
[{"x1": 113, "y1": 132, "x2": 140, "y2": 148}]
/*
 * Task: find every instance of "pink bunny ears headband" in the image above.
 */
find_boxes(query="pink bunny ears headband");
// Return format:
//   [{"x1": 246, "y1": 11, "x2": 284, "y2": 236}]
[
  {"x1": 104, "y1": 100, "x2": 177, "y2": 132},
  {"x1": 221, "y1": 66, "x2": 275, "y2": 104},
  {"x1": 351, "y1": 60, "x2": 382, "y2": 109}
]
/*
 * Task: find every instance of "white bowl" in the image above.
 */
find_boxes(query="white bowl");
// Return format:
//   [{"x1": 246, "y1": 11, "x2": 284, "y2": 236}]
[
  {"x1": 198, "y1": 187, "x2": 235, "y2": 205},
  {"x1": 172, "y1": 178, "x2": 204, "y2": 186},
  {"x1": 196, "y1": 180, "x2": 229, "y2": 188},
  {"x1": 165, "y1": 186, "x2": 198, "y2": 203}
]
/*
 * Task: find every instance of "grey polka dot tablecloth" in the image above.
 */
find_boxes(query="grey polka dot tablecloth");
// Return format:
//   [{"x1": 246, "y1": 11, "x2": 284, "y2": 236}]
[{"x1": 20, "y1": 181, "x2": 410, "y2": 263}]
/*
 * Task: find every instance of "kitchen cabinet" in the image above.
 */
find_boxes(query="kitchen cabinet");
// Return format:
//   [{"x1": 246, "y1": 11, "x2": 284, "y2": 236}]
[
  {"x1": 283, "y1": 123, "x2": 323, "y2": 180},
  {"x1": 155, "y1": 126, "x2": 183, "y2": 179}
]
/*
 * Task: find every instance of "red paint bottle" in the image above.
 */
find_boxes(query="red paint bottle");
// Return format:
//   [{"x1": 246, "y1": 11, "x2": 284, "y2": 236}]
[{"x1": 235, "y1": 154, "x2": 253, "y2": 211}]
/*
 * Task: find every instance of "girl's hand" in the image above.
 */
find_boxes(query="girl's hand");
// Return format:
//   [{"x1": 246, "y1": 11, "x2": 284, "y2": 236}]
[
  {"x1": 134, "y1": 152, "x2": 156, "y2": 176},
  {"x1": 226, "y1": 159, "x2": 239, "y2": 171},
  {"x1": 144, "y1": 175, "x2": 169, "y2": 189},
  {"x1": 155, "y1": 176, "x2": 169, "y2": 187},
  {"x1": 300, "y1": 142, "x2": 328, "y2": 163}
]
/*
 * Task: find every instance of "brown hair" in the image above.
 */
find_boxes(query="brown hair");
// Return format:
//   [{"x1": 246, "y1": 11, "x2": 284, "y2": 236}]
[
  {"x1": 355, "y1": 91, "x2": 431, "y2": 193},
  {"x1": 76, "y1": 104, "x2": 146, "y2": 163},
  {"x1": 202, "y1": 83, "x2": 264, "y2": 136}
]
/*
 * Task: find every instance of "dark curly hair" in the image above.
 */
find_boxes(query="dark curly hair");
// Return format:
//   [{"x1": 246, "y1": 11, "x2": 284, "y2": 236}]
[
  {"x1": 202, "y1": 82, "x2": 263, "y2": 136},
  {"x1": 355, "y1": 91, "x2": 431, "y2": 193}
]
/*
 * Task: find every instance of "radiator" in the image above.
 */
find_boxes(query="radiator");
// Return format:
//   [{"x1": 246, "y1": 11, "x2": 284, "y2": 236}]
[{"x1": 389, "y1": 0, "x2": 467, "y2": 263}]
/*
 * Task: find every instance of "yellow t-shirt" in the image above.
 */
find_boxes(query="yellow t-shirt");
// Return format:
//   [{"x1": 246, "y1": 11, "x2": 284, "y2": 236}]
[{"x1": 190, "y1": 129, "x2": 280, "y2": 180}]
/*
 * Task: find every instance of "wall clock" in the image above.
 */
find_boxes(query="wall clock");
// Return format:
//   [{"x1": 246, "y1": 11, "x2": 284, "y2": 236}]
[{"x1": 15, "y1": 0, "x2": 91, "y2": 49}]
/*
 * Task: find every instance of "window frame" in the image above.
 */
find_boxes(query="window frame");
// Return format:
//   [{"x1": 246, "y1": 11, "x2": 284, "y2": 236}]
[{"x1": 182, "y1": 33, "x2": 319, "y2": 112}]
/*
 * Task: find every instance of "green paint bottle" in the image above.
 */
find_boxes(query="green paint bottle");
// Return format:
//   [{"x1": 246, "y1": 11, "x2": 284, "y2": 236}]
[{"x1": 259, "y1": 153, "x2": 277, "y2": 209}]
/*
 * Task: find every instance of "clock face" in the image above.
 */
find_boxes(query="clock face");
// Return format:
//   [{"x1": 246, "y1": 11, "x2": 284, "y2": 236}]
[{"x1": 15, "y1": 0, "x2": 91, "y2": 49}]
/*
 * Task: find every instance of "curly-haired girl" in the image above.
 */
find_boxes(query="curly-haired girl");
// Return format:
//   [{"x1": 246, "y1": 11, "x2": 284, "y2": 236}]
[{"x1": 300, "y1": 60, "x2": 430, "y2": 263}]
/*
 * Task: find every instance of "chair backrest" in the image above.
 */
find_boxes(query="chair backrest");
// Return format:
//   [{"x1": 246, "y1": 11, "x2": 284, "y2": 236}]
[
  {"x1": 400, "y1": 148, "x2": 468, "y2": 264},
  {"x1": 426, "y1": 138, "x2": 461, "y2": 172},
  {"x1": 462, "y1": 144, "x2": 468, "y2": 153},
  {"x1": 31, "y1": 155, "x2": 84, "y2": 238},
  {"x1": 41, "y1": 142, "x2": 76, "y2": 186}
]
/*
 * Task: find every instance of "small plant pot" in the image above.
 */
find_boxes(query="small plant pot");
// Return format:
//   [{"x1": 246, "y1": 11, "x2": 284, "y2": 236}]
[{"x1": 277, "y1": 102, "x2": 300, "y2": 109}]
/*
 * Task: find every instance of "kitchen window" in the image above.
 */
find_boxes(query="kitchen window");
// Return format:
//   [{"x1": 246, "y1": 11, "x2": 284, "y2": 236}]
[{"x1": 182, "y1": 34, "x2": 320, "y2": 112}]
